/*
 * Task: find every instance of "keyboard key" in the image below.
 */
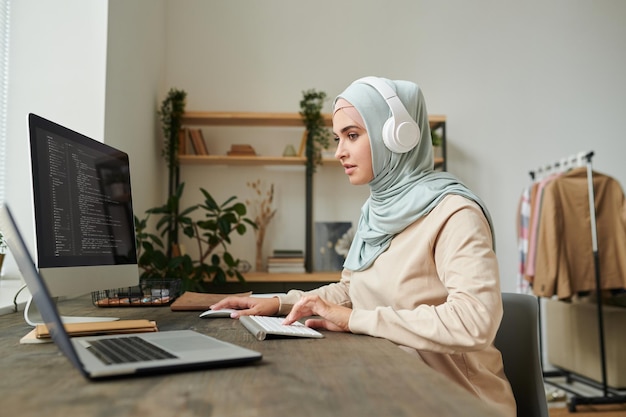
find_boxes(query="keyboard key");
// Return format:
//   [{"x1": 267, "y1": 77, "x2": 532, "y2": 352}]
[{"x1": 86, "y1": 336, "x2": 177, "y2": 365}]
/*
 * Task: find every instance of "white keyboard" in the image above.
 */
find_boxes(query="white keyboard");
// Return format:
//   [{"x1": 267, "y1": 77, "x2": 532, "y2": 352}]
[{"x1": 239, "y1": 315, "x2": 324, "y2": 341}]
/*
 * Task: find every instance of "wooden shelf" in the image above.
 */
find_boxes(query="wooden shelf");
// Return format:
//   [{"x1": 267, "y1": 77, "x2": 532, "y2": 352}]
[
  {"x1": 179, "y1": 112, "x2": 446, "y2": 167},
  {"x1": 428, "y1": 114, "x2": 446, "y2": 130},
  {"x1": 180, "y1": 154, "x2": 445, "y2": 167},
  {"x1": 182, "y1": 111, "x2": 445, "y2": 129},
  {"x1": 234, "y1": 271, "x2": 340, "y2": 282},
  {"x1": 179, "y1": 154, "x2": 306, "y2": 166},
  {"x1": 182, "y1": 111, "x2": 327, "y2": 127}
]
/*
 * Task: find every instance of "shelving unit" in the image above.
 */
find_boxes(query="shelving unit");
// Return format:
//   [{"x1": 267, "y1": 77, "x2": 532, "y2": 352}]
[
  {"x1": 242, "y1": 271, "x2": 339, "y2": 282},
  {"x1": 179, "y1": 111, "x2": 447, "y2": 282},
  {"x1": 180, "y1": 112, "x2": 447, "y2": 169}
]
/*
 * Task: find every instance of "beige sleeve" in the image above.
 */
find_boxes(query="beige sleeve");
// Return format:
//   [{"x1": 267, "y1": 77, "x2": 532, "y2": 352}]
[{"x1": 277, "y1": 270, "x2": 353, "y2": 315}]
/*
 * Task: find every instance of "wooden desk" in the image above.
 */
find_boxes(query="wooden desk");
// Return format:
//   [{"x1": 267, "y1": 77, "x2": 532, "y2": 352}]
[{"x1": 0, "y1": 296, "x2": 500, "y2": 417}]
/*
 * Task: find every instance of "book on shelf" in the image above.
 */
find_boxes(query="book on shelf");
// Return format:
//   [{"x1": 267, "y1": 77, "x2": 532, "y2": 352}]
[
  {"x1": 267, "y1": 264, "x2": 306, "y2": 273},
  {"x1": 227, "y1": 144, "x2": 256, "y2": 156},
  {"x1": 267, "y1": 256, "x2": 305, "y2": 264},
  {"x1": 189, "y1": 128, "x2": 209, "y2": 155},
  {"x1": 267, "y1": 249, "x2": 305, "y2": 273},
  {"x1": 271, "y1": 249, "x2": 304, "y2": 258},
  {"x1": 178, "y1": 128, "x2": 188, "y2": 155}
]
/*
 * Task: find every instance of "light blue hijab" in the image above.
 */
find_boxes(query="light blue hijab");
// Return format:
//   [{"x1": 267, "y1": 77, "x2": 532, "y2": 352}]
[{"x1": 337, "y1": 77, "x2": 495, "y2": 271}]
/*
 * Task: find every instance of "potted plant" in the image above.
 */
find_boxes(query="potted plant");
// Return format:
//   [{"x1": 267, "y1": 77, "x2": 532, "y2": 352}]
[
  {"x1": 135, "y1": 183, "x2": 257, "y2": 292},
  {"x1": 158, "y1": 88, "x2": 187, "y2": 257},
  {"x1": 300, "y1": 89, "x2": 332, "y2": 176},
  {"x1": 299, "y1": 89, "x2": 333, "y2": 272}
]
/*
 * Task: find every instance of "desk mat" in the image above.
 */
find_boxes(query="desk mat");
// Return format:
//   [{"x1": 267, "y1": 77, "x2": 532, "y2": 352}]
[{"x1": 169, "y1": 291, "x2": 252, "y2": 311}]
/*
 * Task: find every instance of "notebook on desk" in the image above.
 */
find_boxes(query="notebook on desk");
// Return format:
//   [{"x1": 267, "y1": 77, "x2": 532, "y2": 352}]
[{"x1": 0, "y1": 204, "x2": 262, "y2": 379}]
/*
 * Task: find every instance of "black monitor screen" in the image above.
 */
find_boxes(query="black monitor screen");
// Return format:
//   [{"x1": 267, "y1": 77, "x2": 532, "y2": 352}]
[{"x1": 29, "y1": 113, "x2": 137, "y2": 268}]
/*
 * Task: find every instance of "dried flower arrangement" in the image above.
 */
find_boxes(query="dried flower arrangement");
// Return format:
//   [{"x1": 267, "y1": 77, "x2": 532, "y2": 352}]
[{"x1": 246, "y1": 179, "x2": 277, "y2": 272}]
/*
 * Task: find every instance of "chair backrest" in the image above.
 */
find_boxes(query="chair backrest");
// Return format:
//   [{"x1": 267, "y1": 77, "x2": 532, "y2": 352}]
[{"x1": 494, "y1": 292, "x2": 549, "y2": 417}]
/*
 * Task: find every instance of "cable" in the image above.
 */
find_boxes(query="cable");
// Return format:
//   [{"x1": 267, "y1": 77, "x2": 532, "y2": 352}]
[{"x1": 12, "y1": 283, "x2": 27, "y2": 312}]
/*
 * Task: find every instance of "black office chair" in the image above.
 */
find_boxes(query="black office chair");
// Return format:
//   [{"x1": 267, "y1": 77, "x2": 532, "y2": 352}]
[{"x1": 494, "y1": 292, "x2": 550, "y2": 417}]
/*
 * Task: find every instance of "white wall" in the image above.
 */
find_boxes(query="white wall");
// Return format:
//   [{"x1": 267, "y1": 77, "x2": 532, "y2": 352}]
[
  {"x1": 163, "y1": 0, "x2": 626, "y2": 292},
  {"x1": 104, "y1": 0, "x2": 167, "y2": 216},
  {"x1": 3, "y1": 0, "x2": 626, "y2": 296},
  {"x1": 0, "y1": 0, "x2": 167, "y2": 312},
  {"x1": 3, "y1": 0, "x2": 108, "y2": 279}
]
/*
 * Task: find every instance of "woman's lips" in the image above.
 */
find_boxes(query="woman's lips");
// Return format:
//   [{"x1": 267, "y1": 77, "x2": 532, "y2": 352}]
[{"x1": 343, "y1": 164, "x2": 356, "y2": 175}]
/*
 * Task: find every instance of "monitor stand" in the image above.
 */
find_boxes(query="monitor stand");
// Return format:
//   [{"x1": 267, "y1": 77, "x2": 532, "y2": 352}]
[{"x1": 23, "y1": 295, "x2": 119, "y2": 326}]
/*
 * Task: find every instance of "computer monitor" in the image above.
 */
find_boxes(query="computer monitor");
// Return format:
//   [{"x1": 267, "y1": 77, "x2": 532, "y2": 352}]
[{"x1": 26, "y1": 113, "x2": 139, "y2": 323}]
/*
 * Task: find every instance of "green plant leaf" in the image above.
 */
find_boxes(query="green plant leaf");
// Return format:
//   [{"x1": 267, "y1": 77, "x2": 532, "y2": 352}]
[
  {"x1": 201, "y1": 189, "x2": 219, "y2": 210},
  {"x1": 244, "y1": 218, "x2": 258, "y2": 229},
  {"x1": 182, "y1": 225, "x2": 195, "y2": 238},
  {"x1": 136, "y1": 185, "x2": 256, "y2": 290},
  {"x1": 232, "y1": 202, "x2": 247, "y2": 216},
  {"x1": 223, "y1": 251, "x2": 235, "y2": 266},
  {"x1": 220, "y1": 195, "x2": 237, "y2": 208}
]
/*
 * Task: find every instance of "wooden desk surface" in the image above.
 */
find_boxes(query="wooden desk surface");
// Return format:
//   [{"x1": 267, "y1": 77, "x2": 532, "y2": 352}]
[{"x1": 0, "y1": 296, "x2": 501, "y2": 417}]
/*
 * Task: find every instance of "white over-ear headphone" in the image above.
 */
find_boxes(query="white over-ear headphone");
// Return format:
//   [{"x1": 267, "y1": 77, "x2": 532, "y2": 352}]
[{"x1": 352, "y1": 76, "x2": 421, "y2": 153}]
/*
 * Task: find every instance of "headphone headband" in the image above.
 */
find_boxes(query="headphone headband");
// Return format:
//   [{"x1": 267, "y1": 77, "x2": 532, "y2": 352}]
[{"x1": 351, "y1": 77, "x2": 420, "y2": 153}]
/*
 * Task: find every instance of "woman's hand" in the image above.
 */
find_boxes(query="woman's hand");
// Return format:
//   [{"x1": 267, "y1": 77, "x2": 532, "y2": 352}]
[
  {"x1": 283, "y1": 294, "x2": 352, "y2": 332},
  {"x1": 209, "y1": 296, "x2": 280, "y2": 318}
]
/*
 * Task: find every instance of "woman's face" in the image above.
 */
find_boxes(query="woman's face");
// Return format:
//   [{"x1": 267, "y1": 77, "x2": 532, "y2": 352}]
[{"x1": 332, "y1": 108, "x2": 374, "y2": 185}]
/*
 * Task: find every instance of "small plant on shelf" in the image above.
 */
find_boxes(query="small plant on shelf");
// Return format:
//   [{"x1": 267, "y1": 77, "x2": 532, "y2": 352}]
[
  {"x1": 158, "y1": 87, "x2": 187, "y2": 257},
  {"x1": 159, "y1": 88, "x2": 187, "y2": 171},
  {"x1": 135, "y1": 183, "x2": 257, "y2": 292},
  {"x1": 300, "y1": 89, "x2": 332, "y2": 175},
  {"x1": 431, "y1": 131, "x2": 442, "y2": 147}
]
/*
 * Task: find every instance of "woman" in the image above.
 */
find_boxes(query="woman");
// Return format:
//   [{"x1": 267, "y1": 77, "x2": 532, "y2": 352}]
[{"x1": 211, "y1": 76, "x2": 516, "y2": 416}]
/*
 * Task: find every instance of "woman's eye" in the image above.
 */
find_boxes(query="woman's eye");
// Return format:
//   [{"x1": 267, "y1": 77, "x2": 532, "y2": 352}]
[
  {"x1": 348, "y1": 133, "x2": 359, "y2": 141},
  {"x1": 333, "y1": 136, "x2": 340, "y2": 142}
]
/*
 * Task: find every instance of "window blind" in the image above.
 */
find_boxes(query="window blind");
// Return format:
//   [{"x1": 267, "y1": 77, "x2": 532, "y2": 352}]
[{"x1": 0, "y1": 0, "x2": 9, "y2": 203}]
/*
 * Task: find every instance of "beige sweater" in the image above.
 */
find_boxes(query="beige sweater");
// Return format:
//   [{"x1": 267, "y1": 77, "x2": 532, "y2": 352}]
[{"x1": 278, "y1": 195, "x2": 516, "y2": 417}]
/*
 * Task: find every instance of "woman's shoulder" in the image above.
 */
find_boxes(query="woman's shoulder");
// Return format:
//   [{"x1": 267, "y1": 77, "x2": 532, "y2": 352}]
[
  {"x1": 400, "y1": 194, "x2": 485, "y2": 237},
  {"x1": 435, "y1": 193, "x2": 483, "y2": 214}
]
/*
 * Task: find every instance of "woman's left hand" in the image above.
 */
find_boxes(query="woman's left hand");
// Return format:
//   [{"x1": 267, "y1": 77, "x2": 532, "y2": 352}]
[{"x1": 282, "y1": 294, "x2": 352, "y2": 332}]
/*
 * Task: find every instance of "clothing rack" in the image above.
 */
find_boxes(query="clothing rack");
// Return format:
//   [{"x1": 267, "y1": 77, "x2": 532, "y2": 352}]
[
  {"x1": 528, "y1": 151, "x2": 626, "y2": 412},
  {"x1": 528, "y1": 150, "x2": 590, "y2": 181}
]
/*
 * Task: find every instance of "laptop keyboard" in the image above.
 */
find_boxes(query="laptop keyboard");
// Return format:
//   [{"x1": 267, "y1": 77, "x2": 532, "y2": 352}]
[{"x1": 87, "y1": 336, "x2": 177, "y2": 365}]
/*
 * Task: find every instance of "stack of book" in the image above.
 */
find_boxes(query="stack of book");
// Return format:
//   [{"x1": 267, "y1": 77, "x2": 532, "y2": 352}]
[
  {"x1": 179, "y1": 128, "x2": 209, "y2": 155},
  {"x1": 189, "y1": 128, "x2": 209, "y2": 155},
  {"x1": 267, "y1": 249, "x2": 305, "y2": 273},
  {"x1": 227, "y1": 144, "x2": 256, "y2": 156}
]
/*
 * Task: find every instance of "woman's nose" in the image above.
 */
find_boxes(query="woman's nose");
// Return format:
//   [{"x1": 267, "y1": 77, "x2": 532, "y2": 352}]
[{"x1": 334, "y1": 142, "x2": 345, "y2": 159}]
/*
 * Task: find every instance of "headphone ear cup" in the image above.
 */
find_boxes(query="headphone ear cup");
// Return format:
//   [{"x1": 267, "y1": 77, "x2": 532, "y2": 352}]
[
  {"x1": 382, "y1": 117, "x2": 420, "y2": 153},
  {"x1": 381, "y1": 117, "x2": 396, "y2": 151}
]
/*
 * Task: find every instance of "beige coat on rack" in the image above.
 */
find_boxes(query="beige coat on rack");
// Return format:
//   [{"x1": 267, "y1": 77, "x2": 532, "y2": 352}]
[{"x1": 532, "y1": 167, "x2": 626, "y2": 300}]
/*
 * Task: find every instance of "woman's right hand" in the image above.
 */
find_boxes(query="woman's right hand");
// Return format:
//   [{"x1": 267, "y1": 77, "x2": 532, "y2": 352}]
[{"x1": 209, "y1": 296, "x2": 280, "y2": 318}]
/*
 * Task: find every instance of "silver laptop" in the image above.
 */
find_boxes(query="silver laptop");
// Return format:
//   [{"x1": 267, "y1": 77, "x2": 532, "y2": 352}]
[{"x1": 0, "y1": 204, "x2": 262, "y2": 379}]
